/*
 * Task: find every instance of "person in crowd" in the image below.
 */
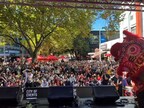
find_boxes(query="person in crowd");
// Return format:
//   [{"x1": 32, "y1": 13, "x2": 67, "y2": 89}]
[
  {"x1": 64, "y1": 79, "x2": 70, "y2": 86},
  {"x1": 110, "y1": 73, "x2": 119, "y2": 90},
  {"x1": 0, "y1": 59, "x2": 127, "y2": 91},
  {"x1": 69, "y1": 73, "x2": 76, "y2": 85},
  {"x1": 41, "y1": 78, "x2": 49, "y2": 87},
  {"x1": 101, "y1": 69, "x2": 110, "y2": 85},
  {"x1": 117, "y1": 75, "x2": 123, "y2": 96},
  {"x1": 96, "y1": 74, "x2": 101, "y2": 85},
  {"x1": 0, "y1": 74, "x2": 7, "y2": 87},
  {"x1": 23, "y1": 69, "x2": 34, "y2": 87}
]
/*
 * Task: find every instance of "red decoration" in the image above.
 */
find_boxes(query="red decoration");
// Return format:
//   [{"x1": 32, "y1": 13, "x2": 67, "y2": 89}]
[{"x1": 110, "y1": 30, "x2": 144, "y2": 94}]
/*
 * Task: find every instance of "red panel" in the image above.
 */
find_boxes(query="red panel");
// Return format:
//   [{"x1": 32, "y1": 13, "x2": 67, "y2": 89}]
[{"x1": 136, "y1": 3, "x2": 142, "y2": 37}]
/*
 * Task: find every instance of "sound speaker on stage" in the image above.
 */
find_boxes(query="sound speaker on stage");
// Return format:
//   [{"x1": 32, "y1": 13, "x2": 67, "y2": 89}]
[
  {"x1": 47, "y1": 86, "x2": 78, "y2": 107},
  {"x1": 0, "y1": 87, "x2": 19, "y2": 106},
  {"x1": 93, "y1": 85, "x2": 119, "y2": 105}
]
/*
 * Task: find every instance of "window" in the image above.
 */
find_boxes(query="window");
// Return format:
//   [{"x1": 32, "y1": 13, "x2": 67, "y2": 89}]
[
  {"x1": 131, "y1": 26, "x2": 136, "y2": 34},
  {"x1": 130, "y1": 15, "x2": 133, "y2": 20}
]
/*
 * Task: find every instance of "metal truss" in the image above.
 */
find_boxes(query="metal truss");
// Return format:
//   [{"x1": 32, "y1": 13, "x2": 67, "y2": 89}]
[{"x1": 0, "y1": 0, "x2": 144, "y2": 12}]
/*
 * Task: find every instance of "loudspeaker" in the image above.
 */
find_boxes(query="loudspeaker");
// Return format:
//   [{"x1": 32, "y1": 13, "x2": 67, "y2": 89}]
[
  {"x1": 136, "y1": 90, "x2": 144, "y2": 108},
  {"x1": 93, "y1": 85, "x2": 119, "y2": 105},
  {"x1": 0, "y1": 87, "x2": 19, "y2": 106},
  {"x1": 75, "y1": 87, "x2": 93, "y2": 98},
  {"x1": 48, "y1": 86, "x2": 76, "y2": 107}
]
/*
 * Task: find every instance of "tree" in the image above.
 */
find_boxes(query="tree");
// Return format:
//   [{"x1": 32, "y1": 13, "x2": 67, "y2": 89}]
[
  {"x1": 0, "y1": 1, "x2": 123, "y2": 63},
  {"x1": 40, "y1": 27, "x2": 74, "y2": 55},
  {"x1": 99, "y1": 10, "x2": 123, "y2": 30},
  {"x1": 98, "y1": 10, "x2": 123, "y2": 39},
  {"x1": 73, "y1": 34, "x2": 91, "y2": 60},
  {"x1": 0, "y1": 3, "x2": 96, "y2": 62}
]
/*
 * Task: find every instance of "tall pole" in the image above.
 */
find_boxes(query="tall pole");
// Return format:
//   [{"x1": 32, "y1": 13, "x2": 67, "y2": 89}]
[
  {"x1": 99, "y1": 30, "x2": 101, "y2": 61},
  {"x1": 3, "y1": 44, "x2": 6, "y2": 63},
  {"x1": 21, "y1": 45, "x2": 24, "y2": 64}
]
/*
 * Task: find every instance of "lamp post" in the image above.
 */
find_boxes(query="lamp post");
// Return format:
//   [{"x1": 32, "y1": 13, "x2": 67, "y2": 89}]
[
  {"x1": 3, "y1": 44, "x2": 6, "y2": 63},
  {"x1": 99, "y1": 30, "x2": 101, "y2": 61}
]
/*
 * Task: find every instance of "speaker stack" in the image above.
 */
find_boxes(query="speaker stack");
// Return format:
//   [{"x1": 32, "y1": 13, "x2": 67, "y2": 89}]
[
  {"x1": 92, "y1": 85, "x2": 120, "y2": 105},
  {"x1": 47, "y1": 85, "x2": 119, "y2": 107},
  {"x1": 47, "y1": 86, "x2": 78, "y2": 107},
  {"x1": 0, "y1": 87, "x2": 20, "y2": 106}
]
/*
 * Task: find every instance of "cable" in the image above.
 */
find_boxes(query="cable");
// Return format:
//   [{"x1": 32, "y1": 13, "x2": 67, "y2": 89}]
[
  {"x1": 84, "y1": 100, "x2": 93, "y2": 106},
  {"x1": 120, "y1": 98, "x2": 129, "y2": 104}
]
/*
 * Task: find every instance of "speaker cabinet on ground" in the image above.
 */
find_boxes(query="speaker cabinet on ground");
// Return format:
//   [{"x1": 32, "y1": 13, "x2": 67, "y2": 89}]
[
  {"x1": 93, "y1": 85, "x2": 120, "y2": 105},
  {"x1": 47, "y1": 86, "x2": 76, "y2": 107},
  {"x1": 0, "y1": 87, "x2": 19, "y2": 106}
]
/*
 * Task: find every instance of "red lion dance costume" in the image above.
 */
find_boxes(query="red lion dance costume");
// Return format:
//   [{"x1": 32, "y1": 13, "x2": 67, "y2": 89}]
[{"x1": 110, "y1": 30, "x2": 144, "y2": 108}]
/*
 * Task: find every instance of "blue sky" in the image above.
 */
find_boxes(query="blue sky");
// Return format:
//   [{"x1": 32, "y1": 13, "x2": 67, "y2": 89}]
[{"x1": 91, "y1": 18, "x2": 108, "y2": 31}]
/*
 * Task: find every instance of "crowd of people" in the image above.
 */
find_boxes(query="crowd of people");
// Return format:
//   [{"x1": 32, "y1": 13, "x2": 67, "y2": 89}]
[{"x1": 0, "y1": 59, "x2": 134, "y2": 96}]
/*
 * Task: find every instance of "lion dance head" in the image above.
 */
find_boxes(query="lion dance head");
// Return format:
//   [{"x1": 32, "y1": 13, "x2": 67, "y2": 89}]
[{"x1": 110, "y1": 30, "x2": 144, "y2": 94}]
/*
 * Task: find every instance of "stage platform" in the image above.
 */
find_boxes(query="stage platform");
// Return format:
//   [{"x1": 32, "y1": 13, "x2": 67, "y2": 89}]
[
  {"x1": 19, "y1": 96, "x2": 137, "y2": 108},
  {"x1": 0, "y1": 86, "x2": 138, "y2": 108}
]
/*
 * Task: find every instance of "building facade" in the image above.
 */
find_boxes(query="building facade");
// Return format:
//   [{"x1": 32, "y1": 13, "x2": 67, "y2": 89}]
[
  {"x1": 100, "y1": 9, "x2": 143, "y2": 54},
  {"x1": 120, "y1": 9, "x2": 143, "y2": 40}
]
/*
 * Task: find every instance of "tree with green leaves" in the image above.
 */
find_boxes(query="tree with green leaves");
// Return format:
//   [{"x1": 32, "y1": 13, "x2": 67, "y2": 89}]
[
  {"x1": 0, "y1": 0, "x2": 123, "y2": 63},
  {"x1": 72, "y1": 34, "x2": 91, "y2": 60},
  {"x1": 98, "y1": 10, "x2": 123, "y2": 39},
  {"x1": 0, "y1": 3, "x2": 96, "y2": 62}
]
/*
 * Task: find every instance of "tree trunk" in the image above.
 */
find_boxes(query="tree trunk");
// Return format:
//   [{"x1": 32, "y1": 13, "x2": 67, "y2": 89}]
[{"x1": 31, "y1": 53, "x2": 37, "y2": 63}]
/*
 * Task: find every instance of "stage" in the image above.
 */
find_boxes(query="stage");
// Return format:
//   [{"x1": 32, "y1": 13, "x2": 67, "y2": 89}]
[
  {"x1": 0, "y1": 86, "x2": 138, "y2": 108},
  {"x1": 20, "y1": 97, "x2": 137, "y2": 108}
]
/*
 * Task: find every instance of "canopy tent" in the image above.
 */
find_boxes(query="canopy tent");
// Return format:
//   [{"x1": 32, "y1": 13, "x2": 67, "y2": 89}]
[
  {"x1": 47, "y1": 55, "x2": 58, "y2": 61},
  {"x1": 59, "y1": 55, "x2": 66, "y2": 59},
  {"x1": 37, "y1": 55, "x2": 47, "y2": 61},
  {"x1": 27, "y1": 55, "x2": 48, "y2": 62}
]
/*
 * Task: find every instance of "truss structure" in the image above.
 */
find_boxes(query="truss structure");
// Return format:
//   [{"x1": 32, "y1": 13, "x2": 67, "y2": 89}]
[{"x1": 0, "y1": 0, "x2": 144, "y2": 11}]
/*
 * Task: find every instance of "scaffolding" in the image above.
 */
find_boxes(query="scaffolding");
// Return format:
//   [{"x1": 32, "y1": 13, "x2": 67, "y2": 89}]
[{"x1": 0, "y1": 0, "x2": 144, "y2": 11}]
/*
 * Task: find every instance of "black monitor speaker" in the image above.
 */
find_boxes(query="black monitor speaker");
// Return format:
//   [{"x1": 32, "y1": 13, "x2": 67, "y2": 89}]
[
  {"x1": 93, "y1": 85, "x2": 120, "y2": 105},
  {"x1": 47, "y1": 86, "x2": 76, "y2": 107},
  {"x1": 75, "y1": 87, "x2": 93, "y2": 98},
  {"x1": 0, "y1": 87, "x2": 20, "y2": 106}
]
